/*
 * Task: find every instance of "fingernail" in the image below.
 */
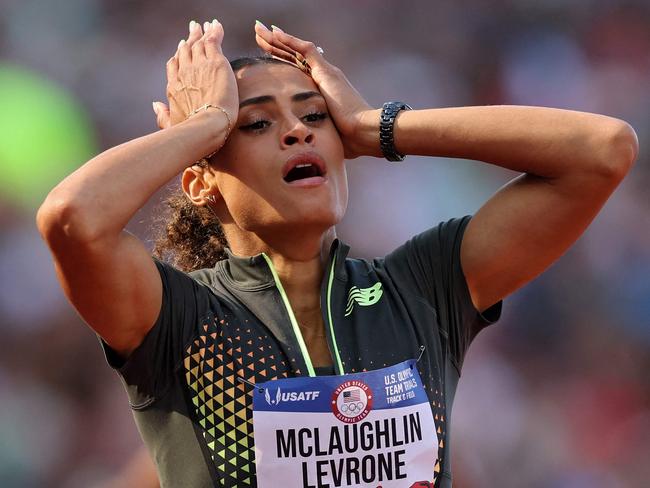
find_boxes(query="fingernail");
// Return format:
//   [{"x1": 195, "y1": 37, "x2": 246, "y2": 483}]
[
  {"x1": 152, "y1": 102, "x2": 158, "y2": 114},
  {"x1": 189, "y1": 20, "x2": 198, "y2": 31},
  {"x1": 203, "y1": 21, "x2": 210, "y2": 31},
  {"x1": 178, "y1": 39, "x2": 185, "y2": 48},
  {"x1": 256, "y1": 20, "x2": 268, "y2": 30},
  {"x1": 271, "y1": 24, "x2": 284, "y2": 33}
]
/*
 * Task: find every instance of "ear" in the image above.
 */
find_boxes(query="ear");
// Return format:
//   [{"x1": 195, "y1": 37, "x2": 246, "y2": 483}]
[{"x1": 181, "y1": 164, "x2": 222, "y2": 206}]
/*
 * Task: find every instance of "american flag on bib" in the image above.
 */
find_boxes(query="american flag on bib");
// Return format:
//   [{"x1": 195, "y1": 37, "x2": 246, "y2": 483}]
[{"x1": 343, "y1": 389, "x2": 361, "y2": 403}]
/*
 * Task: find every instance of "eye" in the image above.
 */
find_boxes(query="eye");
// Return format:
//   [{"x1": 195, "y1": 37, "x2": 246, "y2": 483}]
[
  {"x1": 240, "y1": 119, "x2": 271, "y2": 132},
  {"x1": 302, "y1": 112, "x2": 328, "y2": 123}
]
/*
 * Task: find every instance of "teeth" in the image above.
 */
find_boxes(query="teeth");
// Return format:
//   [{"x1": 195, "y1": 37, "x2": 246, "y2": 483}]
[{"x1": 295, "y1": 163, "x2": 313, "y2": 168}]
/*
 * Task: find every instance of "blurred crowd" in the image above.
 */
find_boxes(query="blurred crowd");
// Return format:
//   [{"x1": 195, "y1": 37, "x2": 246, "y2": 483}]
[{"x1": 0, "y1": 0, "x2": 648, "y2": 487}]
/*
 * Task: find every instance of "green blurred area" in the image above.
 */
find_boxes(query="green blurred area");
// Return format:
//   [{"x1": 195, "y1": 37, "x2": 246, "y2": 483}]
[{"x1": 0, "y1": 63, "x2": 97, "y2": 211}]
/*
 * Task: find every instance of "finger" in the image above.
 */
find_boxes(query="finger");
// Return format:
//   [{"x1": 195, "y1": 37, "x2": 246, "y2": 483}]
[
  {"x1": 177, "y1": 38, "x2": 191, "y2": 67},
  {"x1": 186, "y1": 20, "x2": 203, "y2": 50},
  {"x1": 204, "y1": 19, "x2": 225, "y2": 58},
  {"x1": 191, "y1": 38, "x2": 207, "y2": 61},
  {"x1": 254, "y1": 33, "x2": 295, "y2": 64},
  {"x1": 153, "y1": 101, "x2": 171, "y2": 129},
  {"x1": 254, "y1": 23, "x2": 325, "y2": 76},
  {"x1": 270, "y1": 26, "x2": 321, "y2": 60},
  {"x1": 254, "y1": 21, "x2": 295, "y2": 59},
  {"x1": 267, "y1": 26, "x2": 296, "y2": 54},
  {"x1": 166, "y1": 54, "x2": 179, "y2": 81}
]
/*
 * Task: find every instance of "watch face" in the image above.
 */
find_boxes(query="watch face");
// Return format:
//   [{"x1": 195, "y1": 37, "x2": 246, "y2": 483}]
[{"x1": 382, "y1": 102, "x2": 411, "y2": 120}]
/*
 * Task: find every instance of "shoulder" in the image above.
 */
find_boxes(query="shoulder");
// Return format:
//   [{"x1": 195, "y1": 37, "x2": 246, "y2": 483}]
[{"x1": 151, "y1": 258, "x2": 220, "y2": 291}]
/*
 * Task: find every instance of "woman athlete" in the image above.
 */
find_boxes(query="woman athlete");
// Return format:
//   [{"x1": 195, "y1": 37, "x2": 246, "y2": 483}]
[{"x1": 36, "y1": 19, "x2": 638, "y2": 487}]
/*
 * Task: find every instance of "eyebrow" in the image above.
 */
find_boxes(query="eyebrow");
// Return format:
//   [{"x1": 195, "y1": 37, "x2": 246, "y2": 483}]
[{"x1": 239, "y1": 91, "x2": 324, "y2": 109}]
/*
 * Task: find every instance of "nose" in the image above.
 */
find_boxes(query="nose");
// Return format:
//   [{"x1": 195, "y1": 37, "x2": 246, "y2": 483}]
[{"x1": 281, "y1": 117, "x2": 314, "y2": 148}]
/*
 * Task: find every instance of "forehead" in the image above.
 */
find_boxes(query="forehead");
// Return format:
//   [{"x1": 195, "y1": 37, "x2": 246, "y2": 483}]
[{"x1": 235, "y1": 62, "x2": 320, "y2": 100}]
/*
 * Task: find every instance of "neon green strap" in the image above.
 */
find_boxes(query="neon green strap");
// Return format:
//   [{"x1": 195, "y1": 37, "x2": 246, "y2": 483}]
[
  {"x1": 326, "y1": 255, "x2": 345, "y2": 374},
  {"x1": 262, "y1": 254, "x2": 316, "y2": 377}
]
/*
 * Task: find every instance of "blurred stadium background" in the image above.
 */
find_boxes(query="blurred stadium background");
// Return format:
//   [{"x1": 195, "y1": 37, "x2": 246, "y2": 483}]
[{"x1": 0, "y1": 0, "x2": 648, "y2": 486}]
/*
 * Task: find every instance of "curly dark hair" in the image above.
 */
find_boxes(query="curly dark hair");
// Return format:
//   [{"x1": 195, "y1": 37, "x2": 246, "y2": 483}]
[{"x1": 152, "y1": 55, "x2": 290, "y2": 272}]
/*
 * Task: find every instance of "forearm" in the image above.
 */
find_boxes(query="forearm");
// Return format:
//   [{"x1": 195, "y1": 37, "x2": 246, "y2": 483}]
[
  {"x1": 37, "y1": 109, "x2": 228, "y2": 242},
  {"x1": 358, "y1": 105, "x2": 638, "y2": 179}
]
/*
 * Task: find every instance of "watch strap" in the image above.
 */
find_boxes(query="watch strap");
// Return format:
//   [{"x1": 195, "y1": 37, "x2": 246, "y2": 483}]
[{"x1": 379, "y1": 101, "x2": 412, "y2": 162}]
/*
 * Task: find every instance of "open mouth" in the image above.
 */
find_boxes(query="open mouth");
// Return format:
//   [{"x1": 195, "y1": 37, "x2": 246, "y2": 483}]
[
  {"x1": 282, "y1": 152, "x2": 328, "y2": 186},
  {"x1": 283, "y1": 163, "x2": 324, "y2": 182}
]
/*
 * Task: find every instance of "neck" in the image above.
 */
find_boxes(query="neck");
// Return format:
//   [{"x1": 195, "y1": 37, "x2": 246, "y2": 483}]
[{"x1": 223, "y1": 224, "x2": 337, "y2": 316}]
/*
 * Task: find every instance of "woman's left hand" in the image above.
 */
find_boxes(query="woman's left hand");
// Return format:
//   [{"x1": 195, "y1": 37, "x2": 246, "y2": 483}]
[{"x1": 254, "y1": 22, "x2": 381, "y2": 159}]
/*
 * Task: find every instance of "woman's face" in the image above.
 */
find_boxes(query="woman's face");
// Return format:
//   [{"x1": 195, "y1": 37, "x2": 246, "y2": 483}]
[{"x1": 208, "y1": 62, "x2": 347, "y2": 238}]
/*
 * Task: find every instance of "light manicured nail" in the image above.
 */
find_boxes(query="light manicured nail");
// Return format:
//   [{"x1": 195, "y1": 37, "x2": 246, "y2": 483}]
[
  {"x1": 204, "y1": 21, "x2": 210, "y2": 31},
  {"x1": 271, "y1": 24, "x2": 284, "y2": 32},
  {"x1": 178, "y1": 39, "x2": 185, "y2": 48},
  {"x1": 152, "y1": 102, "x2": 158, "y2": 114},
  {"x1": 256, "y1": 20, "x2": 269, "y2": 30},
  {"x1": 189, "y1": 20, "x2": 197, "y2": 31}
]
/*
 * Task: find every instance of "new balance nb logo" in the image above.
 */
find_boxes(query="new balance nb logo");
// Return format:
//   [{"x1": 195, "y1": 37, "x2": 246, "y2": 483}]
[{"x1": 345, "y1": 282, "x2": 383, "y2": 316}]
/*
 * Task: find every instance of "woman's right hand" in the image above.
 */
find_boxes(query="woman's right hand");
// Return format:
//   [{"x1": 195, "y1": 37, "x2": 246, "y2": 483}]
[{"x1": 153, "y1": 19, "x2": 238, "y2": 131}]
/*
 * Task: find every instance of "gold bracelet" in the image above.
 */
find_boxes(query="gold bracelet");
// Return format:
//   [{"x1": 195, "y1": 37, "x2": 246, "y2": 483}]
[
  {"x1": 187, "y1": 104, "x2": 233, "y2": 164},
  {"x1": 187, "y1": 103, "x2": 231, "y2": 127}
]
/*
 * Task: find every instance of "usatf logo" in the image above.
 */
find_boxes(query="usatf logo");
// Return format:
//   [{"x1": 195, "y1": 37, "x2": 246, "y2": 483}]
[
  {"x1": 265, "y1": 388, "x2": 320, "y2": 406},
  {"x1": 331, "y1": 380, "x2": 373, "y2": 423},
  {"x1": 344, "y1": 282, "x2": 383, "y2": 316}
]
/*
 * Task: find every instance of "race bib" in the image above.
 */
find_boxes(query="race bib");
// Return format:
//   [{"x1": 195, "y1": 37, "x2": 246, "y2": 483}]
[{"x1": 253, "y1": 360, "x2": 437, "y2": 487}]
